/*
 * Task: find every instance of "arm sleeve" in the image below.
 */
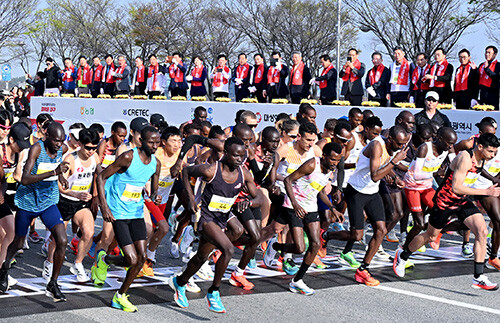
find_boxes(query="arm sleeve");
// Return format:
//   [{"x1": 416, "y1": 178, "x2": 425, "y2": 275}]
[
  {"x1": 179, "y1": 135, "x2": 208, "y2": 160},
  {"x1": 336, "y1": 156, "x2": 345, "y2": 191}
]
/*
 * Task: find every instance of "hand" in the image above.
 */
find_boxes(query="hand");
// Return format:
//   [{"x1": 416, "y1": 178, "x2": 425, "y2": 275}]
[
  {"x1": 187, "y1": 200, "x2": 199, "y2": 214},
  {"x1": 395, "y1": 177, "x2": 405, "y2": 189},
  {"x1": 186, "y1": 75, "x2": 193, "y2": 82},
  {"x1": 392, "y1": 146, "x2": 409, "y2": 164},
  {"x1": 262, "y1": 90, "x2": 267, "y2": 98},
  {"x1": 292, "y1": 202, "x2": 307, "y2": 218},
  {"x1": 90, "y1": 196, "x2": 100, "y2": 215},
  {"x1": 471, "y1": 61, "x2": 477, "y2": 69},
  {"x1": 386, "y1": 93, "x2": 391, "y2": 101},
  {"x1": 366, "y1": 86, "x2": 376, "y2": 97},
  {"x1": 331, "y1": 208, "x2": 344, "y2": 223},
  {"x1": 270, "y1": 184, "x2": 281, "y2": 196},
  {"x1": 59, "y1": 177, "x2": 69, "y2": 190},
  {"x1": 486, "y1": 184, "x2": 500, "y2": 197},
  {"x1": 236, "y1": 200, "x2": 251, "y2": 213},
  {"x1": 77, "y1": 191, "x2": 92, "y2": 202},
  {"x1": 102, "y1": 208, "x2": 116, "y2": 223},
  {"x1": 170, "y1": 159, "x2": 182, "y2": 178},
  {"x1": 262, "y1": 151, "x2": 273, "y2": 168},
  {"x1": 471, "y1": 99, "x2": 478, "y2": 107},
  {"x1": 409, "y1": 96, "x2": 415, "y2": 103},
  {"x1": 276, "y1": 61, "x2": 282, "y2": 70},
  {"x1": 384, "y1": 174, "x2": 394, "y2": 185},
  {"x1": 55, "y1": 161, "x2": 70, "y2": 175},
  {"x1": 100, "y1": 88, "x2": 104, "y2": 94},
  {"x1": 347, "y1": 61, "x2": 354, "y2": 69},
  {"x1": 309, "y1": 78, "x2": 316, "y2": 85},
  {"x1": 154, "y1": 194, "x2": 162, "y2": 205},
  {"x1": 249, "y1": 86, "x2": 256, "y2": 93},
  {"x1": 332, "y1": 190, "x2": 342, "y2": 205},
  {"x1": 422, "y1": 74, "x2": 433, "y2": 81}
]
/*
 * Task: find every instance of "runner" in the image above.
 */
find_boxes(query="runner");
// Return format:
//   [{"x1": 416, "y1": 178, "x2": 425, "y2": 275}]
[
  {"x1": 92, "y1": 126, "x2": 162, "y2": 312},
  {"x1": 169, "y1": 137, "x2": 262, "y2": 313},
  {"x1": 322, "y1": 125, "x2": 409, "y2": 285},
  {"x1": 394, "y1": 133, "x2": 500, "y2": 290},
  {"x1": 0, "y1": 122, "x2": 69, "y2": 301}
]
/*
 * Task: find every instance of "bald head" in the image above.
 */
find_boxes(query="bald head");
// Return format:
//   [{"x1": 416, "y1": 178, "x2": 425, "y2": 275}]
[
  {"x1": 438, "y1": 126, "x2": 457, "y2": 142},
  {"x1": 233, "y1": 123, "x2": 254, "y2": 148},
  {"x1": 47, "y1": 122, "x2": 65, "y2": 138},
  {"x1": 389, "y1": 125, "x2": 407, "y2": 140},
  {"x1": 396, "y1": 110, "x2": 415, "y2": 133}
]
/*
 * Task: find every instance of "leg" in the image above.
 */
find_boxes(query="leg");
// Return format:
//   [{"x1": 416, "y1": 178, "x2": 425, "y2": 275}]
[
  {"x1": 463, "y1": 213, "x2": 489, "y2": 276},
  {"x1": 0, "y1": 215, "x2": 15, "y2": 265},
  {"x1": 95, "y1": 221, "x2": 115, "y2": 253},
  {"x1": 234, "y1": 219, "x2": 261, "y2": 270},
  {"x1": 482, "y1": 197, "x2": 500, "y2": 258},
  {"x1": 118, "y1": 240, "x2": 147, "y2": 294},
  {"x1": 73, "y1": 209, "x2": 94, "y2": 263}
]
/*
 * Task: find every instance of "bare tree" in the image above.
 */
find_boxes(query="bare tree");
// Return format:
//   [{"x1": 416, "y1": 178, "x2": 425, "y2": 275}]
[{"x1": 0, "y1": 0, "x2": 38, "y2": 56}]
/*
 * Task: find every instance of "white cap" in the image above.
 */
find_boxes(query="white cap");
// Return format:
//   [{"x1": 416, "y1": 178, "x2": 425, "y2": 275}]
[{"x1": 425, "y1": 91, "x2": 439, "y2": 101}]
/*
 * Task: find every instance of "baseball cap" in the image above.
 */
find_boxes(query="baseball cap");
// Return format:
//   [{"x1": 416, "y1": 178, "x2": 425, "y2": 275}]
[
  {"x1": 425, "y1": 91, "x2": 439, "y2": 101},
  {"x1": 9, "y1": 123, "x2": 31, "y2": 150},
  {"x1": 130, "y1": 117, "x2": 149, "y2": 132},
  {"x1": 150, "y1": 113, "x2": 166, "y2": 127}
]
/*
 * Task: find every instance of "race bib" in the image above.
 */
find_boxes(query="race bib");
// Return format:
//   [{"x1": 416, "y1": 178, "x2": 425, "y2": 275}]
[
  {"x1": 120, "y1": 184, "x2": 143, "y2": 202},
  {"x1": 286, "y1": 164, "x2": 299, "y2": 174},
  {"x1": 102, "y1": 155, "x2": 116, "y2": 168},
  {"x1": 71, "y1": 183, "x2": 91, "y2": 192},
  {"x1": 37, "y1": 162, "x2": 59, "y2": 181},
  {"x1": 159, "y1": 180, "x2": 174, "y2": 188},
  {"x1": 488, "y1": 166, "x2": 500, "y2": 175},
  {"x1": 208, "y1": 194, "x2": 237, "y2": 213},
  {"x1": 4, "y1": 167, "x2": 15, "y2": 184},
  {"x1": 464, "y1": 173, "x2": 479, "y2": 186}
]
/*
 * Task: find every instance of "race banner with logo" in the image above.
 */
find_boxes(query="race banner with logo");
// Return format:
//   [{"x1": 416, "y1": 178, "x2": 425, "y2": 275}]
[{"x1": 31, "y1": 97, "x2": 498, "y2": 141}]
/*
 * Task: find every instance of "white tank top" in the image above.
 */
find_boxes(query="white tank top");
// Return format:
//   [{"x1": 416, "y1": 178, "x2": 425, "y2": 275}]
[
  {"x1": 283, "y1": 157, "x2": 332, "y2": 212},
  {"x1": 472, "y1": 149, "x2": 500, "y2": 189},
  {"x1": 276, "y1": 141, "x2": 316, "y2": 194},
  {"x1": 404, "y1": 141, "x2": 448, "y2": 190},
  {"x1": 61, "y1": 152, "x2": 97, "y2": 201},
  {"x1": 342, "y1": 131, "x2": 364, "y2": 187},
  {"x1": 348, "y1": 136, "x2": 392, "y2": 194}
]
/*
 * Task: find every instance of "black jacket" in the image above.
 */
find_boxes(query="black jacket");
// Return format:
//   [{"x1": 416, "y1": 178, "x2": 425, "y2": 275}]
[
  {"x1": 453, "y1": 64, "x2": 479, "y2": 99},
  {"x1": 289, "y1": 63, "x2": 312, "y2": 97},
  {"x1": 365, "y1": 65, "x2": 390, "y2": 99},
  {"x1": 316, "y1": 65, "x2": 337, "y2": 99},
  {"x1": 26, "y1": 79, "x2": 45, "y2": 96},
  {"x1": 266, "y1": 64, "x2": 289, "y2": 97},
  {"x1": 41, "y1": 66, "x2": 61, "y2": 89},
  {"x1": 339, "y1": 62, "x2": 366, "y2": 96},
  {"x1": 415, "y1": 109, "x2": 451, "y2": 128}
]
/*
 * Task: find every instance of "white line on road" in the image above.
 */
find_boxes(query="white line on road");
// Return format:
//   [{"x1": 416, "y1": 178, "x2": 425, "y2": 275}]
[{"x1": 373, "y1": 285, "x2": 500, "y2": 315}]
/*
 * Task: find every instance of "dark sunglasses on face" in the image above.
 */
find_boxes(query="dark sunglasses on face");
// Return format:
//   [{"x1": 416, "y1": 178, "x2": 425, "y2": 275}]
[
  {"x1": 426, "y1": 98, "x2": 437, "y2": 102},
  {"x1": 287, "y1": 133, "x2": 298, "y2": 139},
  {"x1": 84, "y1": 145, "x2": 98, "y2": 151}
]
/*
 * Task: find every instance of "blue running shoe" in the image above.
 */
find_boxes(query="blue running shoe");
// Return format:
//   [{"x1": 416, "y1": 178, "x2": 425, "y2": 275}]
[
  {"x1": 248, "y1": 257, "x2": 257, "y2": 269},
  {"x1": 168, "y1": 276, "x2": 189, "y2": 308},
  {"x1": 206, "y1": 290, "x2": 226, "y2": 313}
]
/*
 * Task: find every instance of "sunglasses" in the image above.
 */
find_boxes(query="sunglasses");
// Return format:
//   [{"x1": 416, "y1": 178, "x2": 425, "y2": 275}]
[
  {"x1": 248, "y1": 124, "x2": 258, "y2": 129},
  {"x1": 426, "y1": 98, "x2": 437, "y2": 102},
  {"x1": 336, "y1": 134, "x2": 352, "y2": 143},
  {"x1": 84, "y1": 145, "x2": 98, "y2": 151},
  {"x1": 287, "y1": 133, "x2": 298, "y2": 139},
  {"x1": 0, "y1": 124, "x2": 11, "y2": 130}
]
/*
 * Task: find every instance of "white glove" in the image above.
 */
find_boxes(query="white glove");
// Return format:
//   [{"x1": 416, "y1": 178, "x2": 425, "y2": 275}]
[
  {"x1": 409, "y1": 96, "x2": 415, "y2": 103},
  {"x1": 309, "y1": 78, "x2": 316, "y2": 85},
  {"x1": 249, "y1": 86, "x2": 257, "y2": 93},
  {"x1": 471, "y1": 99, "x2": 478, "y2": 107},
  {"x1": 100, "y1": 88, "x2": 104, "y2": 94},
  {"x1": 276, "y1": 61, "x2": 282, "y2": 70},
  {"x1": 235, "y1": 78, "x2": 242, "y2": 85},
  {"x1": 186, "y1": 75, "x2": 193, "y2": 82},
  {"x1": 172, "y1": 58, "x2": 177, "y2": 65},
  {"x1": 366, "y1": 86, "x2": 376, "y2": 97},
  {"x1": 110, "y1": 71, "x2": 116, "y2": 76},
  {"x1": 65, "y1": 71, "x2": 71, "y2": 78}
]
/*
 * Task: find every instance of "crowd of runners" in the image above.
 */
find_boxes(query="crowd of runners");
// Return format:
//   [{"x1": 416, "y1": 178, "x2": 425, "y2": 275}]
[{"x1": 0, "y1": 92, "x2": 499, "y2": 314}]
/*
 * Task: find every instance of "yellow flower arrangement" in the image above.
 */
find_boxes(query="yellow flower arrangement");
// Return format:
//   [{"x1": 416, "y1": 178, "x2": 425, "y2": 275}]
[
  {"x1": 97, "y1": 94, "x2": 111, "y2": 99},
  {"x1": 331, "y1": 100, "x2": 350, "y2": 106},
  {"x1": 271, "y1": 98, "x2": 288, "y2": 104},
  {"x1": 132, "y1": 95, "x2": 147, "y2": 100},
  {"x1": 171, "y1": 96, "x2": 187, "y2": 101},
  {"x1": 395, "y1": 102, "x2": 416, "y2": 109},
  {"x1": 61, "y1": 93, "x2": 74, "y2": 98},
  {"x1": 43, "y1": 93, "x2": 59, "y2": 97},
  {"x1": 78, "y1": 93, "x2": 92, "y2": 98},
  {"x1": 300, "y1": 99, "x2": 318, "y2": 105},
  {"x1": 191, "y1": 96, "x2": 207, "y2": 101},
  {"x1": 362, "y1": 101, "x2": 380, "y2": 107},
  {"x1": 242, "y1": 98, "x2": 258, "y2": 103},
  {"x1": 216, "y1": 97, "x2": 232, "y2": 102},
  {"x1": 437, "y1": 104, "x2": 453, "y2": 110},
  {"x1": 115, "y1": 94, "x2": 129, "y2": 99},
  {"x1": 472, "y1": 104, "x2": 495, "y2": 111},
  {"x1": 153, "y1": 96, "x2": 167, "y2": 100}
]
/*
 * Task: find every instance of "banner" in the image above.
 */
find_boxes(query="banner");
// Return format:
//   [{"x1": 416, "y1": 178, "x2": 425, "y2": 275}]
[{"x1": 30, "y1": 97, "x2": 499, "y2": 141}]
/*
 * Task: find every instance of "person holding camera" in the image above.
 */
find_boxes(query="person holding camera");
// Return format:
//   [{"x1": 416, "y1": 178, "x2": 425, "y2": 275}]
[
  {"x1": 211, "y1": 54, "x2": 231, "y2": 99},
  {"x1": 264, "y1": 51, "x2": 289, "y2": 101},
  {"x1": 288, "y1": 51, "x2": 311, "y2": 104},
  {"x1": 41, "y1": 57, "x2": 61, "y2": 96},
  {"x1": 168, "y1": 52, "x2": 188, "y2": 97},
  {"x1": 232, "y1": 53, "x2": 253, "y2": 102},
  {"x1": 249, "y1": 53, "x2": 268, "y2": 103},
  {"x1": 339, "y1": 48, "x2": 365, "y2": 106}
]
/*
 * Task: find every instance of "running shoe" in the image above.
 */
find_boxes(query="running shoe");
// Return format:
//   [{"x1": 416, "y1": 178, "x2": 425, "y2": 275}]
[
  {"x1": 374, "y1": 245, "x2": 391, "y2": 261},
  {"x1": 212, "y1": 249, "x2": 222, "y2": 264},
  {"x1": 289, "y1": 279, "x2": 315, "y2": 295},
  {"x1": 70, "y1": 236, "x2": 80, "y2": 254},
  {"x1": 91, "y1": 250, "x2": 109, "y2": 286},
  {"x1": 248, "y1": 257, "x2": 257, "y2": 269},
  {"x1": 42, "y1": 260, "x2": 53, "y2": 282},
  {"x1": 23, "y1": 238, "x2": 29, "y2": 250},
  {"x1": 111, "y1": 292, "x2": 138, "y2": 312},
  {"x1": 40, "y1": 243, "x2": 48, "y2": 257},
  {"x1": 70, "y1": 262, "x2": 89, "y2": 282},
  {"x1": 110, "y1": 246, "x2": 120, "y2": 256},
  {"x1": 170, "y1": 241, "x2": 180, "y2": 259},
  {"x1": 168, "y1": 210, "x2": 178, "y2": 234},
  {"x1": 182, "y1": 246, "x2": 194, "y2": 263},
  {"x1": 417, "y1": 245, "x2": 426, "y2": 253},
  {"x1": 88, "y1": 241, "x2": 96, "y2": 259},
  {"x1": 355, "y1": 269, "x2": 380, "y2": 286},
  {"x1": 10, "y1": 258, "x2": 16, "y2": 266},
  {"x1": 461, "y1": 243, "x2": 473, "y2": 258},
  {"x1": 196, "y1": 261, "x2": 214, "y2": 280},
  {"x1": 283, "y1": 258, "x2": 299, "y2": 275},
  {"x1": 263, "y1": 237, "x2": 278, "y2": 268},
  {"x1": 393, "y1": 249, "x2": 406, "y2": 278},
  {"x1": 312, "y1": 256, "x2": 328, "y2": 269},
  {"x1": 186, "y1": 277, "x2": 201, "y2": 293},
  {"x1": 385, "y1": 231, "x2": 399, "y2": 243},
  {"x1": 28, "y1": 231, "x2": 43, "y2": 243},
  {"x1": 486, "y1": 258, "x2": 500, "y2": 271},
  {"x1": 472, "y1": 275, "x2": 499, "y2": 291},
  {"x1": 138, "y1": 259, "x2": 155, "y2": 277},
  {"x1": 405, "y1": 260, "x2": 415, "y2": 269},
  {"x1": 339, "y1": 251, "x2": 361, "y2": 268},
  {"x1": 7, "y1": 275, "x2": 17, "y2": 289},
  {"x1": 46, "y1": 280, "x2": 67, "y2": 302},
  {"x1": 399, "y1": 232, "x2": 407, "y2": 249},
  {"x1": 206, "y1": 290, "x2": 226, "y2": 313},
  {"x1": 168, "y1": 276, "x2": 189, "y2": 308},
  {"x1": 179, "y1": 226, "x2": 195, "y2": 254},
  {"x1": 260, "y1": 241, "x2": 268, "y2": 252},
  {"x1": 229, "y1": 272, "x2": 255, "y2": 290},
  {"x1": 318, "y1": 229, "x2": 327, "y2": 258},
  {"x1": 429, "y1": 233, "x2": 442, "y2": 250},
  {"x1": 329, "y1": 222, "x2": 345, "y2": 232},
  {"x1": 304, "y1": 232, "x2": 309, "y2": 252}
]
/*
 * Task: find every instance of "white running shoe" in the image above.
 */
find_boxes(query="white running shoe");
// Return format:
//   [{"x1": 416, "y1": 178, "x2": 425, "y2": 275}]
[
  {"x1": 42, "y1": 260, "x2": 53, "y2": 282},
  {"x1": 289, "y1": 279, "x2": 315, "y2": 295},
  {"x1": 263, "y1": 236, "x2": 278, "y2": 268},
  {"x1": 196, "y1": 261, "x2": 214, "y2": 281},
  {"x1": 399, "y1": 232, "x2": 407, "y2": 249},
  {"x1": 386, "y1": 230, "x2": 399, "y2": 243},
  {"x1": 186, "y1": 277, "x2": 201, "y2": 293},
  {"x1": 170, "y1": 241, "x2": 180, "y2": 259},
  {"x1": 70, "y1": 262, "x2": 89, "y2": 283},
  {"x1": 461, "y1": 243, "x2": 474, "y2": 258},
  {"x1": 182, "y1": 247, "x2": 195, "y2": 263},
  {"x1": 374, "y1": 245, "x2": 391, "y2": 261},
  {"x1": 472, "y1": 275, "x2": 499, "y2": 291},
  {"x1": 23, "y1": 238, "x2": 30, "y2": 250},
  {"x1": 8, "y1": 275, "x2": 18, "y2": 288},
  {"x1": 179, "y1": 226, "x2": 195, "y2": 254},
  {"x1": 393, "y1": 249, "x2": 407, "y2": 278}
]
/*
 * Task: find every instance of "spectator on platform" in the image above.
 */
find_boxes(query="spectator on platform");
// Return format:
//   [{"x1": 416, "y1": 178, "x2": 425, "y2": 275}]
[
  {"x1": 76, "y1": 56, "x2": 92, "y2": 95},
  {"x1": 147, "y1": 54, "x2": 166, "y2": 99},
  {"x1": 387, "y1": 47, "x2": 412, "y2": 106},
  {"x1": 186, "y1": 56, "x2": 207, "y2": 97},
  {"x1": 339, "y1": 48, "x2": 365, "y2": 106},
  {"x1": 249, "y1": 53, "x2": 267, "y2": 103},
  {"x1": 168, "y1": 52, "x2": 188, "y2": 97},
  {"x1": 102, "y1": 54, "x2": 116, "y2": 97},
  {"x1": 59, "y1": 57, "x2": 78, "y2": 95},
  {"x1": 414, "y1": 91, "x2": 451, "y2": 128},
  {"x1": 478, "y1": 45, "x2": 500, "y2": 110},
  {"x1": 264, "y1": 51, "x2": 289, "y2": 101},
  {"x1": 311, "y1": 54, "x2": 337, "y2": 105},
  {"x1": 423, "y1": 48, "x2": 453, "y2": 104},
  {"x1": 132, "y1": 56, "x2": 147, "y2": 95},
  {"x1": 112, "y1": 55, "x2": 131, "y2": 95},
  {"x1": 41, "y1": 57, "x2": 61, "y2": 95},
  {"x1": 232, "y1": 53, "x2": 253, "y2": 102},
  {"x1": 211, "y1": 54, "x2": 231, "y2": 99},
  {"x1": 453, "y1": 48, "x2": 479, "y2": 110},
  {"x1": 288, "y1": 51, "x2": 311, "y2": 104},
  {"x1": 365, "y1": 51, "x2": 390, "y2": 106},
  {"x1": 410, "y1": 53, "x2": 431, "y2": 109},
  {"x1": 90, "y1": 56, "x2": 104, "y2": 98},
  {"x1": 25, "y1": 72, "x2": 45, "y2": 96}
]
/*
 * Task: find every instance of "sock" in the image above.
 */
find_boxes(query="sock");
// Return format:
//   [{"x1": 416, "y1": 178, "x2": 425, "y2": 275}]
[
  {"x1": 359, "y1": 262, "x2": 369, "y2": 271},
  {"x1": 343, "y1": 241, "x2": 354, "y2": 254},
  {"x1": 474, "y1": 261, "x2": 484, "y2": 279},
  {"x1": 293, "y1": 262, "x2": 311, "y2": 282},
  {"x1": 176, "y1": 276, "x2": 187, "y2": 287},
  {"x1": 401, "y1": 247, "x2": 412, "y2": 261},
  {"x1": 463, "y1": 241, "x2": 469, "y2": 247},
  {"x1": 272, "y1": 242, "x2": 284, "y2": 253},
  {"x1": 234, "y1": 266, "x2": 245, "y2": 276},
  {"x1": 147, "y1": 249, "x2": 156, "y2": 261},
  {"x1": 284, "y1": 253, "x2": 293, "y2": 261},
  {"x1": 44, "y1": 230, "x2": 51, "y2": 241},
  {"x1": 208, "y1": 285, "x2": 219, "y2": 294},
  {"x1": 116, "y1": 292, "x2": 122, "y2": 298}
]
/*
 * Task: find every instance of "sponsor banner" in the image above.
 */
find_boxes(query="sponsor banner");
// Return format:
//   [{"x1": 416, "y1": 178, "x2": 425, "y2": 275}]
[{"x1": 31, "y1": 97, "x2": 499, "y2": 141}]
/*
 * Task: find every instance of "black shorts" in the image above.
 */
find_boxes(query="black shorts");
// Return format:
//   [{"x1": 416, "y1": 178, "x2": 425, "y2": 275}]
[
  {"x1": 112, "y1": 218, "x2": 147, "y2": 247},
  {"x1": 0, "y1": 202, "x2": 13, "y2": 219},
  {"x1": 233, "y1": 206, "x2": 262, "y2": 223},
  {"x1": 344, "y1": 184, "x2": 385, "y2": 230},
  {"x1": 198, "y1": 211, "x2": 236, "y2": 232},
  {"x1": 428, "y1": 201, "x2": 480, "y2": 230},
  {"x1": 269, "y1": 193, "x2": 285, "y2": 222},
  {"x1": 275, "y1": 207, "x2": 320, "y2": 228},
  {"x1": 57, "y1": 196, "x2": 89, "y2": 221}
]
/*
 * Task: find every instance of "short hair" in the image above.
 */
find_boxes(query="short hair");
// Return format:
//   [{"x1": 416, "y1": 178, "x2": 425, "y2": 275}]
[
  {"x1": 262, "y1": 126, "x2": 279, "y2": 140},
  {"x1": 224, "y1": 136, "x2": 244, "y2": 151},
  {"x1": 348, "y1": 48, "x2": 358, "y2": 54},
  {"x1": 271, "y1": 51, "x2": 281, "y2": 57},
  {"x1": 416, "y1": 52, "x2": 428, "y2": 60},
  {"x1": 161, "y1": 126, "x2": 181, "y2": 141},
  {"x1": 46, "y1": 57, "x2": 54, "y2": 62},
  {"x1": 141, "y1": 125, "x2": 159, "y2": 140},
  {"x1": 254, "y1": 53, "x2": 263, "y2": 59},
  {"x1": 79, "y1": 55, "x2": 87, "y2": 61},
  {"x1": 298, "y1": 103, "x2": 315, "y2": 118},
  {"x1": 324, "y1": 118, "x2": 338, "y2": 132},
  {"x1": 458, "y1": 48, "x2": 470, "y2": 56},
  {"x1": 92, "y1": 55, "x2": 100, "y2": 60},
  {"x1": 135, "y1": 56, "x2": 143, "y2": 61},
  {"x1": 477, "y1": 133, "x2": 500, "y2": 148},
  {"x1": 276, "y1": 113, "x2": 291, "y2": 123},
  {"x1": 234, "y1": 109, "x2": 246, "y2": 123},
  {"x1": 364, "y1": 116, "x2": 383, "y2": 129},
  {"x1": 209, "y1": 125, "x2": 225, "y2": 139},
  {"x1": 105, "y1": 54, "x2": 113, "y2": 59},
  {"x1": 238, "y1": 53, "x2": 247, "y2": 59},
  {"x1": 64, "y1": 57, "x2": 71, "y2": 62},
  {"x1": 193, "y1": 55, "x2": 203, "y2": 62},
  {"x1": 334, "y1": 121, "x2": 352, "y2": 136},
  {"x1": 299, "y1": 122, "x2": 318, "y2": 136},
  {"x1": 217, "y1": 53, "x2": 227, "y2": 60},
  {"x1": 78, "y1": 128, "x2": 100, "y2": 145},
  {"x1": 319, "y1": 54, "x2": 331, "y2": 62},
  {"x1": 69, "y1": 122, "x2": 85, "y2": 130},
  {"x1": 323, "y1": 142, "x2": 343, "y2": 156},
  {"x1": 280, "y1": 119, "x2": 300, "y2": 133},
  {"x1": 172, "y1": 52, "x2": 183, "y2": 59},
  {"x1": 348, "y1": 107, "x2": 362, "y2": 118},
  {"x1": 239, "y1": 110, "x2": 257, "y2": 123},
  {"x1": 111, "y1": 121, "x2": 127, "y2": 132},
  {"x1": 194, "y1": 106, "x2": 207, "y2": 116},
  {"x1": 416, "y1": 123, "x2": 434, "y2": 139},
  {"x1": 292, "y1": 51, "x2": 301, "y2": 57},
  {"x1": 148, "y1": 54, "x2": 157, "y2": 60},
  {"x1": 486, "y1": 45, "x2": 498, "y2": 54},
  {"x1": 371, "y1": 52, "x2": 382, "y2": 59},
  {"x1": 233, "y1": 123, "x2": 253, "y2": 138},
  {"x1": 200, "y1": 120, "x2": 212, "y2": 129},
  {"x1": 476, "y1": 121, "x2": 496, "y2": 133},
  {"x1": 393, "y1": 46, "x2": 404, "y2": 52},
  {"x1": 89, "y1": 123, "x2": 104, "y2": 134},
  {"x1": 184, "y1": 123, "x2": 202, "y2": 134},
  {"x1": 479, "y1": 117, "x2": 497, "y2": 129},
  {"x1": 389, "y1": 125, "x2": 407, "y2": 138},
  {"x1": 434, "y1": 47, "x2": 446, "y2": 55}
]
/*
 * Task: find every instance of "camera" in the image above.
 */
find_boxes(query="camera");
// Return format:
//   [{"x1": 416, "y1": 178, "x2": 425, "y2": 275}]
[
  {"x1": 216, "y1": 68, "x2": 223, "y2": 73},
  {"x1": 270, "y1": 58, "x2": 278, "y2": 67},
  {"x1": 347, "y1": 56, "x2": 352, "y2": 62}
]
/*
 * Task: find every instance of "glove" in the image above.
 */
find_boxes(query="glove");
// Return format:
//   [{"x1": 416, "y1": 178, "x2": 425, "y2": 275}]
[
  {"x1": 309, "y1": 78, "x2": 316, "y2": 85},
  {"x1": 249, "y1": 86, "x2": 257, "y2": 93},
  {"x1": 235, "y1": 78, "x2": 242, "y2": 85},
  {"x1": 471, "y1": 99, "x2": 478, "y2": 107},
  {"x1": 185, "y1": 75, "x2": 193, "y2": 82},
  {"x1": 409, "y1": 96, "x2": 415, "y2": 103},
  {"x1": 100, "y1": 88, "x2": 104, "y2": 94},
  {"x1": 110, "y1": 71, "x2": 116, "y2": 76},
  {"x1": 366, "y1": 86, "x2": 376, "y2": 97}
]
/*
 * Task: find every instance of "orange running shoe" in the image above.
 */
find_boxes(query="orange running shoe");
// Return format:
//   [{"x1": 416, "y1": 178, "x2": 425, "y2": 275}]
[
  {"x1": 430, "y1": 233, "x2": 443, "y2": 250},
  {"x1": 236, "y1": 245, "x2": 244, "y2": 251},
  {"x1": 487, "y1": 258, "x2": 500, "y2": 271},
  {"x1": 139, "y1": 259, "x2": 155, "y2": 277},
  {"x1": 313, "y1": 256, "x2": 327, "y2": 269},
  {"x1": 70, "y1": 236, "x2": 80, "y2": 254},
  {"x1": 229, "y1": 272, "x2": 255, "y2": 290},
  {"x1": 355, "y1": 269, "x2": 380, "y2": 286},
  {"x1": 212, "y1": 249, "x2": 222, "y2": 263},
  {"x1": 260, "y1": 241, "x2": 268, "y2": 252},
  {"x1": 318, "y1": 229, "x2": 327, "y2": 258},
  {"x1": 110, "y1": 246, "x2": 120, "y2": 256}
]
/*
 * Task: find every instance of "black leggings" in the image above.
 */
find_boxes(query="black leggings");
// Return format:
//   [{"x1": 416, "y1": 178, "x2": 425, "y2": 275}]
[{"x1": 345, "y1": 185, "x2": 385, "y2": 230}]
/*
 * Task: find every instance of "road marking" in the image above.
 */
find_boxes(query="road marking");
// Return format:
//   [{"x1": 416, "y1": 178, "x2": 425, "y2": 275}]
[{"x1": 374, "y1": 285, "x2": 500, "y2": 315}]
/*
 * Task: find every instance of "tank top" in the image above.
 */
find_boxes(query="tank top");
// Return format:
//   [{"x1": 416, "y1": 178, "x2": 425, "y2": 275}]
[
  {"x1": 101, "y1": 139, "x2": 118, "y2": 168},
  {"x1": 283, "y1": 157, "x2": 332, "y2": 212},
  {"x1": 1, "y1": 143, "x2": 18, "y2": 185},
  {"x1": 472, "y1": 148, "x2": 500, "y2": 189},
  {"x1": 61, "y1": 152, "x2": 97, "y2": 201},
  {"x1": 342, "y1": 131, "x2": 364, "y2": 187},
  {"x1": 348, "y1": 136, "x2": 392, "y2": 194},
  {"x1": 200, "y1": 161, "x2": 244, "y2": 220},
  {"x1": 105, "y1": 148, "x2": 157, "y2": 219},
  {"x1": 276, "y1": 141, "x2": 316, "y2": 194},
  {"x1": 434, "y1": 149, "x2": 483, "y2": 210},
  {"x1": 155, "y1": 147, "x2": 179, "y2": 201},
  {"x1": 404, "y1": 141, "x2": 448, "y2": 190},
  {"x1": 15, "y1": 141, "x2": 63, "y2": 212}
]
